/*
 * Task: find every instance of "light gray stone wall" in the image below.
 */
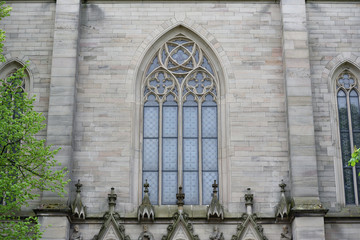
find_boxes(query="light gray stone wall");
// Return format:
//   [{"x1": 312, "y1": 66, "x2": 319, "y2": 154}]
[
  {"x1": 307, "y1": 2, "x2": 360, "y2": 209},
  {"x1": 325, "y1": 223, "x2": 360, "y2": 240},
  {"x1": 0, "y1": 2, "x2": 56, "y2": 209},
  {"x1": 74, "y1": 1, "x2": 286, "y2": 216}
]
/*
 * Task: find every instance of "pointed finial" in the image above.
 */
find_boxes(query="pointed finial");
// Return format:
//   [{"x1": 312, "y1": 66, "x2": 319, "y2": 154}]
[
  {"x1": 212, "y1": 180, "x2": 218, "y2": 196},
  {"x1": 108, "y1": 187, "x2": 117, "y2": 213},
  {"x1": 279, "y1": 179, "x2": 286, "y2": 193},
  {"x1": 176, "y1": 186, "x2": 185, "y2": 207},
  {"x1": 138, "y1": 180, "x2": 155, "y2": 221},
  {"x1": 75, "y1": 179, "x2": 82, "y2": 193},
  {"x1": 245, "y1": 188, "x2": 253, "y2": 215},
  {"x1": 144, "y1": 179, "x2": 149, "y2": 194}
]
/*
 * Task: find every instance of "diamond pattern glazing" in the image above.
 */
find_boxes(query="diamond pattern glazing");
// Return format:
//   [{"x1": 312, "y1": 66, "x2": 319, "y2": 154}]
[
  {"x1": 144, "y1": 107, "x2": 159, "y2": 138},
  {"x1": 163, "y1": 107, "x2": 177, "y2": 137},
  {"x1": 202, "y1": 107, "x2": 217, "y2": 138},
  {"x1": 337, "y1": 71, "x2": 360, "y2": 205},
  {"x1": 202, "y1": 172, "x2": 218, "y2": 205},
  {"x1": 202, "y1": 139, "x2": 218, "y2": 171},
  {"x1": 183, "y1": 172, "x2": 199, "y2": 204},
  {"x1": 143, "y1": 139, "x2": 159, "y2": 171},
  {"x1": 183, "y1": 107, "x2": 198, "y2": 138},
  {"x1": 162, "y1": 138, "x2": 177, "y2": 171},
  {"x1": 143, "y1": 172, "x2": 158, "y2": 205},
  {"x1": 162, "y1": 172, "x2": 177, "y2": 205},
  {"x1": 143, "y1": 34, "x2": 219, "y2": 205},
  {"x1": 183, "y1": 139, "x2": 198, "y2": 171}
]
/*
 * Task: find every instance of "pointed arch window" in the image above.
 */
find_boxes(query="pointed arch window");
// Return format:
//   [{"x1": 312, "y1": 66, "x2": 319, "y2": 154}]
[
  {"x1": 142, "y1": 34, "x2": 219, "y2": 205},
  {"x1": 337, "y1": 70, "x2": 360, "y2": 204}
]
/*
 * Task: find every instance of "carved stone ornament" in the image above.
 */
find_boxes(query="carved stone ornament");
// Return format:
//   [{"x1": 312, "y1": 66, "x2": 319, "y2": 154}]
[
  {"x1": 207, "y1": 180, "x2": 224, "y2": 220},
  {"x1": 275, "y1": 180, "x2": 290, "y2": 220},
  {"x1": 231, "y1": 213, "x2": 268, "y2": 240},
  {"x1": 162, "y1": 187, "x2": 199, "y2": 240},
  {"x1": 138, "y1": 180, "x2": 155, "y2": 221},
  {"x1": 138, "y1": 225, "x2": 155, "y2": 240},
  {"x1": 280, "y1": 226, "x2": 292, "y2": 240},
  {"x1": 231, "y1": 190, "x2": 268, "y2": 240},
  {"x1": 93, "y1": 188, "x2": 130, "y2": 240},
  {"x1": 70, "y1": 225, "x2": 83, "y2": 240},
  {"x1": 71, "y1": 179, "x2": 86, "y2": 219},
  {"x1": 209, "y1": 226, "x2": 224, "y2": 240},
  {"x1": 161, "y1": 211, "x2": 199, "y2": 240}
]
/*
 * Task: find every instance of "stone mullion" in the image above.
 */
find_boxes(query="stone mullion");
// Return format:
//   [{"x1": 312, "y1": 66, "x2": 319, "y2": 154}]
[
  {"x1": 198, "y1": 99, "x2": 203, "y2": 205},
  {"x1": 347, "y1": 90, "x2": 359, "y2": 204},
  {"x1": 159, "y1": 100, "x2": 163, "y2": 205},
  {"x1": 178, "y1": 100, "x2": 183, "y2": 191}
]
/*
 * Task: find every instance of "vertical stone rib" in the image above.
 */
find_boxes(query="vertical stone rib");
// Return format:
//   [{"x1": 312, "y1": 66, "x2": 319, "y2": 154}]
[
  {"x1": 281, "y1": 0, "x2": 319, "y2": 198},
  {"x1": 44, "y1": 0, "x2": 81, "y2": 201},
  {"x1": 281, "y1": 1, "x2": 326, "y2": 239}
]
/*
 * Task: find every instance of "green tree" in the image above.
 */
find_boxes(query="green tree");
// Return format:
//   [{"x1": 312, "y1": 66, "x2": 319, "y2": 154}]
[{"x1": 0, "y1": 1, "x2": 68, "y2": 239}]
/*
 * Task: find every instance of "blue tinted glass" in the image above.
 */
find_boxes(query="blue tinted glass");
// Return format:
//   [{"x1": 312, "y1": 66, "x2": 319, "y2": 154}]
[
  {"x1": 143, "y1": 172, "x2": 158, "y2": 205},
  {"x1": 202, "y1": 172, "x2": 218, "y2": 205},
  {"x1": 344, "y1": 167, "x2": 355, "y2": 204},
  {"x1": 163, "y1": 106, "x2": 177, "y2": 137},
  {"x1": 183, "y1": 139, "x2": 198, "y2": 171},
  {"x1": 350, "y1": 90, "x2": 360, "y2": 131},
  {"x1": 202, "y1": 56, "x2": 214, "y2": 74},
  {"x1": 202, "y1": 107, "x2": 217, "y2": 138},
  {"x1": 202, "y1": 139, "x2": 218, "y2": 171},
  {"x1": 143, "y1": 139, "x2": 159, "y2": 171},
  {"x1": 202, "y1": 94, "x2": 216, "y2": 106},
  {"x1": 183, "y1": 107, "x2": 198, "y2": 138},
  {"x1": 162, "y1": 138, "x2": 177, "y2": 171},
  {"x1": 183, "y1": 172, "x2": 199, "y2": 204},
  {"x1": 144, "y1": 107, "x2": 159, "y2": 138},
  {"x1": 144, "y1": 95, "x2": 158, "y2": 106},
  {"x1": 162, "y1": 172, "x2": 177, "y2": 205},
  {"x1": 338, "y1": 91, "x2": 349, "y2": 131},
  {"x1": 147, "y1": 56, "x2": 159, "y2": 75}
]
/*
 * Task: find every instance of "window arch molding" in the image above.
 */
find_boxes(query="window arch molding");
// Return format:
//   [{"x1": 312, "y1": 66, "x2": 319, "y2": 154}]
[
  {"x1": 134, "y1": 26, "x2": 228, "y2": 206},
  {"x1": 0, "y1": 59, "x2": 32, "y2": 93},
  {"x1": 330, "y1": 61, "x2": 360, "y2": 205}
]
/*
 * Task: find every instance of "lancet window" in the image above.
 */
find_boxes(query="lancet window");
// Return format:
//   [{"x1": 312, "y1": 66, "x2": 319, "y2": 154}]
[
  {"x1": 337, "y1": 70, "x2": 360, "y2": 204},
  {"x1": 142, "y1": 34, "x2": 219, "y2": 205}
]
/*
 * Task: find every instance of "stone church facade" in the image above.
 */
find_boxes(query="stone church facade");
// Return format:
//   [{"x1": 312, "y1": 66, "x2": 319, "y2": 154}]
[{"x1": 1, "y1": 0, "x2": 360, "y2": 239}]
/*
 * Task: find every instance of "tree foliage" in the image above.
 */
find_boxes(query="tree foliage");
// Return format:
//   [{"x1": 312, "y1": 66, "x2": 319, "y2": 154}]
[
  {"x1": 0, "y1": 1, "x2": 68, "y2": 239},
  {"x1": 349, "y1": 146, "x2": 360, "y2": 175}
]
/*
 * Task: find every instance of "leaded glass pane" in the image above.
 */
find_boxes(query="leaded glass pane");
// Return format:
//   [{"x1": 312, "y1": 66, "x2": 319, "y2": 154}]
[
  {"x1": 202, "y1": 139, "x2": 218, "y2": 171},
  {"x1": 163, "y1": 107, "x2": 177, "y2": 137},
  {"x1": 147, "y1": 56, "x2": 159, "y2": 76},
  {"x1": 202, "y1": 172, "x2": 218, "y2": 205},
  {"x1": 143, "y1": 139, "x2": 159, "y2": 171},
  {"x1": 144, "y1": 107, "x2": 159, "y2": 138},
  {"x1": 163, "y1": 139, "x2": 177, "y2": 171},
  {"x1": 172, "y1": 49, "x2": 189, "y2": 64},
  {"x1": 202, "y1": 56, "x2": 214, "y2": 75},
  {"x1": 183, "y1": 139, "x2": 198, "y2": 171},
  {"x1": 350, "y1": 90, "x2": 360, "y2": 133},
  {"x1": 143, "y1": 172, "x2": 158, "y2": 205},
  {"x1": 357, "y1": 167, "x2": 360, "y2": 204},
  {"x1": 162, "y1": 172, "x2": 177, "y2": 205},
  {"x1": 183, "y1": 107, "x2": 198, "y2": 138},
  {"x1": 202, "y1": 107, "x2": 217, "y2": 138},
  {"x1": 183, "y1": 172, "x2": 199, "y2": 204},
  {"x1": 354, "y1": 132, "x2": 360, "y2": 150},
  {"x1": 344, "y1": 167, "x2": 355, "y2": 204},
  {"x1": 340, "y1": 133, "x2": 351, "y2": 166}
]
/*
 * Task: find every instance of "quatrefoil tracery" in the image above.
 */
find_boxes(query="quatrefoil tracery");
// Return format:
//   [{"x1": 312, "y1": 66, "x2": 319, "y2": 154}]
[
  {"x1": 144, "y1": 35, "x2": 218, "y2": 104},
  {"x1": 337, "y1": 71, "x2": 357, "y2": 91}
]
